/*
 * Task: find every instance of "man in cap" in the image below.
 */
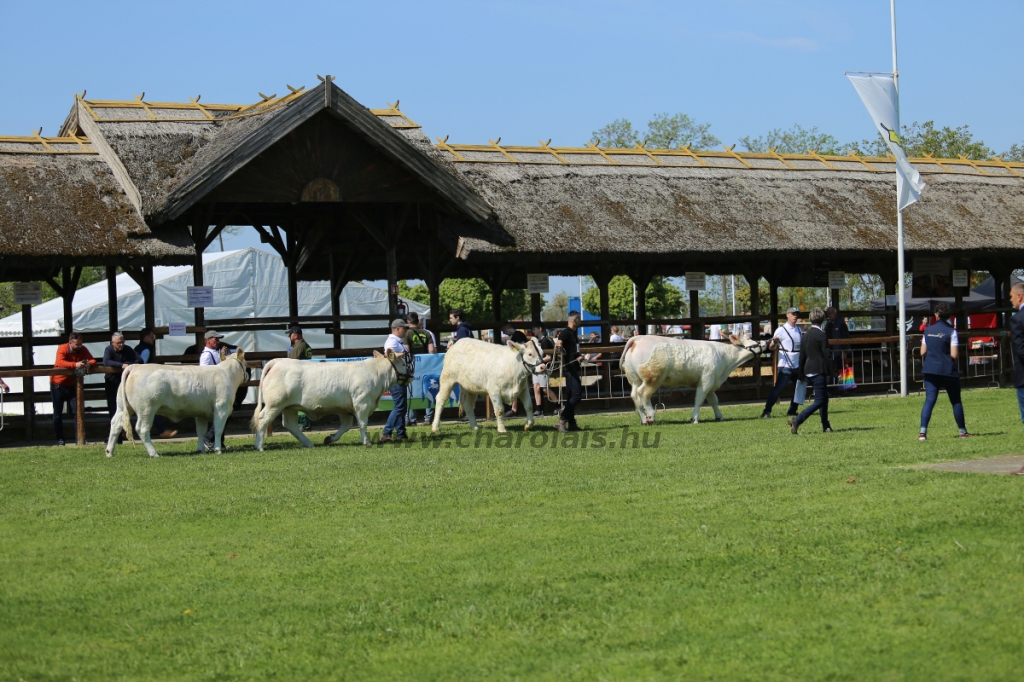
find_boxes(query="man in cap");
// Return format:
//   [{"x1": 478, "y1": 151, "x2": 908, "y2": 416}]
[
  {"x1": 50, "y1": 331, "x2": 96, "y2": 446},
  {"x1": 380, "y1": 319, "x2": 411, "y2": 444},
  {"x1": 288, "y1": 326, "x2": 314, "y2": 431},
  {"x1": 199, "y1": 330, "x2": 227, "y2": 449},
  {"x1": 761, "y1": 308, "x2": 803, "y2": 419}
]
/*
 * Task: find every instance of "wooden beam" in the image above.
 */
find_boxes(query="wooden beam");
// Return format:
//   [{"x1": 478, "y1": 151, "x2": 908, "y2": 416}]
[
  {"x1": 689, "y1": 289, "x2": 701, "y2": 339},
  {"x1": 21, "y1": 304, "x2": 34, "y2": 441},
  {"x1": 75, "y1": 100, "x2": 143, "y2": 213},
  {"x1": 107, "y1": 266, "x2": 118, "y2": 332}
]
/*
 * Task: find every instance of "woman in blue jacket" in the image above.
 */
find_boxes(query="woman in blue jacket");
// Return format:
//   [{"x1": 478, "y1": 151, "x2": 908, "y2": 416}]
[{"x1": 918, "y1": 302, "x2": 971, "y2": 441}]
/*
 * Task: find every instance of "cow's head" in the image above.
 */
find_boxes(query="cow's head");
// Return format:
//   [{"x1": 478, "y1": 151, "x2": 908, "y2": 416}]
[
  {"x1": 376, "y1": 349, "x2": 414, "y2": 386},
  {"x1": 730, "y1": 332, "x2": 771, "y2": 357},
  {"x1": 508, "y1": 338, "x2": 548, "y2": 375}
]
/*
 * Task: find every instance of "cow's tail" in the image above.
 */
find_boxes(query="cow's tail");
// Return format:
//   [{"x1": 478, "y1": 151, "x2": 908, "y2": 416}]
[
  {"x1": 119, "y1": 366, "x2": 135, "y2": 446},
  {"x1": 250, "y1": 359, "x2": 276, "y2": 432}
]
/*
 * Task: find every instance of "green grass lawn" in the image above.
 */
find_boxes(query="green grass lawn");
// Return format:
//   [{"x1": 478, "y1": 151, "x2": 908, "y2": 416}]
[{"x1": 3, "y1": 389, "x2": 1024, "y2": 681}]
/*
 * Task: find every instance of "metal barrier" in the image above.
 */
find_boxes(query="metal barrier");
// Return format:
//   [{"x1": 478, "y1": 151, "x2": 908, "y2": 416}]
[{"x1": 910, "y1": 330, "x2": 1006, "y2": 389}]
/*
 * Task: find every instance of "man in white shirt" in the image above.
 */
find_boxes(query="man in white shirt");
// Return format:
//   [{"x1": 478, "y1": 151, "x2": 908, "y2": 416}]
[
  {"x1": 199, "y1": 330, "x2": 225, "y2": 449},
  {"x1": 609, "y1": 326, "x2": 625, "y2": 343},
  {"x1": 380, "y1": 319, "x2": 411, "y2": 443},
  {"x1": 760, "y1": 307, "x2": 802, "y2": 419}
]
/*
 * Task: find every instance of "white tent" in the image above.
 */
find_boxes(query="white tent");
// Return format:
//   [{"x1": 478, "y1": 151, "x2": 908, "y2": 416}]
[{"x1": 0, "y1": 248, "x2": 427, "y2": 413}]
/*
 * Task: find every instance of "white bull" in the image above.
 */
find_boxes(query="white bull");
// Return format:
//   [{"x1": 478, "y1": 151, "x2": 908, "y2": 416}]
[
  {"x1": 622, "y1": 334, "x2": 770, "y2": 424},
  {"x1": 430, "y1": 338, "x2": 548, "y2": 434},
  {"x1": 250, "y1": 350, "x2": 412, "y2": 450},
  {"x1": 105, "y1": 349, "x2": 248, "y2": 457}
]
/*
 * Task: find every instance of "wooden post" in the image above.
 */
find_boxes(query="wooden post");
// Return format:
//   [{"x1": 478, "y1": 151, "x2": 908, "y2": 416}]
[
  {"x1": 329, "y1": 252, "x2": 342, "y2": 349},
  {"x1": 287, "y1": 230, "x2": 300, "y2": 323},
  {"x1": 75, "y1": 372, "x2": 86, "y2": 446},
  {"x1": 386, "y1": 245, "x2": 398, "y2": 320},
  {"x1": 630, "y1": 271, "x2": 652, "y2": 335},
  {"x1": 21, "y1": 304, "x2": 34, "y2": 442},
  {"x1": 142, "y1": 267, "x2": 156, "y2": 332},
  {"x1": 491, "y1": 283, "x2": 503, "y2": 344},
  {"x1": 690, "y1": 289, "x2": 701, "y2": 339},
  {"x1": 953, "y1": 259, "x2": 965, "y2": 333},
  {"x1": 747, "y1": 273, "x2": 762, "y2": 398},
  {"x1": 531, "y1": 293, "x2": 542, "y2": 327},
  {"x1": 106, "y1": 266, "x2": 118, "y2": 332},
  {"x1": 192, "y1": 225, "x2": 207, "y2": 350},
  {"x1": 62, "y1": 267, "x2": 74, "y2": 335},
  {"x1": 992, "y1": 268, "x2": 1008, "y2": 328},
  {"x1": 427, "y1": 239, "x2": 443, "y2": 340},
  {"x1": 882, "y1": 272, "x2": 896, "y2": 336}
]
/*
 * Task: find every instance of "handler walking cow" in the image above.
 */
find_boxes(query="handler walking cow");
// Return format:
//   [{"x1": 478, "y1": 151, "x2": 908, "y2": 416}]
[
  {"x1": 430, "y1": 337, "x2": 548, "y2": 434},
  {"x1": 622, "y1": 333, "x2": 771, "y2": 425},
  {"x1": 251, "y1": 350, "x2": 412, "y2": 450},
  {"x1": 105, "y1": 348, "x2": 248, "y2": 457}
]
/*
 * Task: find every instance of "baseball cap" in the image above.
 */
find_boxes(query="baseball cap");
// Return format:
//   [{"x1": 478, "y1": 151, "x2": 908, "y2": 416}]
[
  {"x1": 391, "y1": 319, "x2": 410, "y2": 329},
  {"x1": 786, "y1": 307, "x2": 800, "y2": 314},
  {"x1": 287, "y1": 326, "x2": 302, "y2": 335},
  {"x1": 204, "y1": 330, "x2": 225, "y2": 340}
]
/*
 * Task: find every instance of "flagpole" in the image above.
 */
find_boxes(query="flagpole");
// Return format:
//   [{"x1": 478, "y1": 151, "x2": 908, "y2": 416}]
[{"x1": 891, "y1": 0, "x2": 908, "y2": 397}]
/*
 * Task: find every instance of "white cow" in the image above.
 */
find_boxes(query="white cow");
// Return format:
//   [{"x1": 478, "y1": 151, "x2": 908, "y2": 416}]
[
  {"x1": 106, "y1": 349, "x2": 248, "y2": 457},
  {"x1": 621, "y1": 333, "x2": 771, "y2": 425},
  {"x1": 250, "y1": 350, "x2": 412, "y2": 450},
  {"x1": 430, "y1": 338, "x2": 548, "y2": 434}
]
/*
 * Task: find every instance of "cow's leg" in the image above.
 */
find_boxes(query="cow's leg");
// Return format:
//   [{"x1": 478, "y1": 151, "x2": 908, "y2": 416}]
[
  {"x1": 463, "y1": 392, "x2": 480, "y2": 431},
  {"x1": 520, "y1": 386, "x2": 534, "y2": 431},
  {"x1": 195, "y1": 417, "x2": 209, "y2": 453},
  {"x1": 690, "y1": 384, "x2": 708, "y2": 424},
  {"x1": 135, "y1": 410, "x2": 160, "y2": 457},
  {"x1": 252, "y1": 401, "x2": 283, "y2": 452},
  {"x1": 212, "y1": 409, "x2": 229, "y2": 454},
  {"x1": 282, "y1": 408, "x2": 315, "y2": 447},
  {"x1": 105, "y1": 406, "x2": 124, "y2": 458},
  {"x1": 324, "y1": 413, "x2": 354, "y2": 446},
  {"x1": 355, "y1": 411, "x2": 372, "y2": 447},
  {"x1": 629, "y1": 379, "x2": 647, "y2": 425},
  {"x1": 635, "y1": 382, "x2": 657, "y2": 425},
  {"x1": 489, "y1": 392, "x2": 507, "y2": 433},
  {"x1": 706, "y1": 390, "x2": 725, "y2": 421},
  {"x1": 431, "y1": 378, "x2": 456, "y2": 433}
]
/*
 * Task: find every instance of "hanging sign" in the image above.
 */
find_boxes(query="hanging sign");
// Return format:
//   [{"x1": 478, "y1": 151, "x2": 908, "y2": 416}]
[
  {"x1": 13, "y1": 282, "x2": 43, "y2": 305},
  {"x1": 527, "y1": 274, "x2": 550, "y2": 294},
  {"x1": 952, "y1": 270, "x2": 969, "y2": 288},
  {"x1": 168, "y1": 322, "x2": 187, "y2": 337},
  {"x1": 685, "y1": 272, "x2": 706, "y2": 291},
  {"x1": 885, "y1": 294, "x2": 899, "y2": 307},
  {"x1": 389, "y1": 283, "x2": 399, "y2": 296},
  {"x1": 828, "y1": 271, "x2": 846, "y2": 289},
  {"x1": 186, "y1": 286, "x2": 214, "y2": 308}
]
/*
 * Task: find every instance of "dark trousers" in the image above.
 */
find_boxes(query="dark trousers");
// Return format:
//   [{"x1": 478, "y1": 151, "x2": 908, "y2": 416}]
[
  {"x1": 764, "y1": 368, "x2": 800, "y2": 415},
  {"x1": 560, "y1": 368, "x2": 583, "y2": 425},
  {"x1": 921, "y1": 373, "x2": 965, "y2": 432},
  {"x1": 794, "y1": 374, "x2": 830, "y2": 430},
  {"x1": 50, "y1": 382, "x2": 76, "y2": 442},
  {"x1": 1017, "y1": 388, "x2": 1024, "y2": 428},
  {"x1": 383, "y1": 383, "x2": 407, "y2": 438}
]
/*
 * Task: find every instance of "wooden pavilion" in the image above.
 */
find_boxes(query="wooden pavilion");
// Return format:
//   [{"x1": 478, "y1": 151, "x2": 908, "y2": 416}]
[{"x1": 3, "y1": 75, "x2": 1024, "y2": 437}]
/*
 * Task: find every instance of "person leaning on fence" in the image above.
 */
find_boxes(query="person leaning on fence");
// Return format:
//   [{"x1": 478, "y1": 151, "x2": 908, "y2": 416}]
[
  {"x1": 50, "y1": 332, "x2": 96, "y2": 446},
  {"x1": 787, "y1": 308, "x2": 835, "y2": 435},
  {"x1": 761, "y1": 307, "x2": 803, "y2": 419},
  {"x1": 531, "y1": 323, "x2": 557, "y2": 417},
  {"x1": 405, "y1": 312, "x2": 436, "y2": 426},
  {"x1": 918, "y1": 302, "x2": 971, "y2": 442},
  {"x1": 133, "y1": 328, "x2": 177, "y2": 439},
  {"x1": 379, "y1": 318, "x2": 412, "y2": 444},
  {"x1": 102, "y1": 332, "x2": 139, "y2": 444},
  {"x1": 554, "y1": 311, "x2": 584, "y2": 433}
]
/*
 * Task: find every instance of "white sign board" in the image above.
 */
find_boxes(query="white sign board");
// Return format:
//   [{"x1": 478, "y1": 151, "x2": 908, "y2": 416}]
[
  {"x1": 952, "y1": 270, "x2": 969, "y2": 288},
  {"x1": 828, "y1": 271, "x2": 846, "y2": 289},
  {"x1": 885, "y1": 294, "x2": 899, "y2": 307},
  {"x1": 685, "y1": 272, "x2": 706, "y2": 291},
  {"x1": 13, "y1": 282, "x2": 43, "y2": 305},
  {"x1": 168, "y1": 322, "x2": 187, "y2": 337},
  {"x1": 186, "y1": 286, "x2": 214, "y2": 308},
  {"x1": 527, "y1": 274, "x2": 550, "y2": 294}
]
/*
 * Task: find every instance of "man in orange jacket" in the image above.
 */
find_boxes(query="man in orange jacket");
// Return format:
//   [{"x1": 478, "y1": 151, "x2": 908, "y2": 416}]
[{"x1": 50, "y1": 332, "x2": 96, "y2": 445}]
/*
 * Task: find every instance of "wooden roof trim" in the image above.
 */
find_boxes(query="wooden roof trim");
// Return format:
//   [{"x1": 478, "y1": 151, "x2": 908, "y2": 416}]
[
  {"x1": 74, "y1": 100, "x2": 143, "y2": 213},
  {"x1": 0, "y1": 134, "x2": 97, "y2": 155}
]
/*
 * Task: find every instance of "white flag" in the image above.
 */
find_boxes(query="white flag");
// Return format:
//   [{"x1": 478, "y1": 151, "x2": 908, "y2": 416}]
[{"x1": 847, "y1": 74, "x2": 926, "y2": 210}]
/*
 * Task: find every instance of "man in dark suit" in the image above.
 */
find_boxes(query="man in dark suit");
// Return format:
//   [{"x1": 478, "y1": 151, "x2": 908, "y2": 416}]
[
  {"x1": 1009, "y1": 283, "x2": 1024, "y2": 474},
  {"x1": 788, "y1": 307, "x2": 836, "y2": 435}
]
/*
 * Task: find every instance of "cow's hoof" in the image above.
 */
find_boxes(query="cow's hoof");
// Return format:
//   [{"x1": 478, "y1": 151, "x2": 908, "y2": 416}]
[
  {"x1": 149, "y1": 453, "x2": 160, "y2": 458},
  {"x1": 716, "y1": 417, "x2": 725, "y2": 422},
  {"x1": 323, "y1": 436, "x2": 333, "y2": 446},
  {"x1": 524, "y1": 423, "x2": 531, "y2": 432},
  {"x1": 690, "y1": 419, "x2": 699, "y2": 425},
  {"x1": 105, "y1": 451, "x2": 113, "y2": 458}
]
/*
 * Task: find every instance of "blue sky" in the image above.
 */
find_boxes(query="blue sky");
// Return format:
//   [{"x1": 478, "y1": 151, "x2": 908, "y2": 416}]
[{"x1": 3, "y1": 0, "x2": 1021, "y2": 298}]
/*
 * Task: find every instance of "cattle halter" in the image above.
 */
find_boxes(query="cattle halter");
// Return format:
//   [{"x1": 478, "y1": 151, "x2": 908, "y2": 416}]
[
  {"x1": 387, "y1": 352, "x2": 414, "y2": 386},
  {"x1": 518, "y1": 337, "x2": 550, "y2": 375}
]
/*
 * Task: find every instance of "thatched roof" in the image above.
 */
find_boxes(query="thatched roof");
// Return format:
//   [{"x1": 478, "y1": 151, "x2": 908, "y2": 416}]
[
  {"x1": 0, "y1": 150, "x2": 193, "y2": 267},
  {"x1": 432, "y1": 143, "x2": 1024, "y2": 263}
]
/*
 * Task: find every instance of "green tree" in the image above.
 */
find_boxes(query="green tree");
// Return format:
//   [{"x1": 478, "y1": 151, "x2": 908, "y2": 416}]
[
  {"x1": 397, "y1": 279, "x2": 531, "y2": 322},
  {"x1": 1002, "y1": 142, "x2": 1024, "y2": 162},
  {"x1": 542, "y1": 292, "x2": 570, "y2": 322},
  {"x1": 848, "y1": 121, "x2": 993, "y2": 159},
  {"x1": 0, "y1": 266, "x2": 109, "y2": 313},
  {"x1": 581, "y1": 275, "x2": 684, "y2": 319},
  {"x1": 591, "y1": 113, "x2": 718, "y2": 150},
  {"x1": 740, "y1": 124, "x2": 845, "y2": 154}
]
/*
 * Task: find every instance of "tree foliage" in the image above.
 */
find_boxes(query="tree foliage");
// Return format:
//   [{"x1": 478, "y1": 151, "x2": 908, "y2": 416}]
[
  {"x1": 581, "y1": 275, "x2": 684, "y2": 319},
  {"x1": 541, "y1": 292, "x2": 570, "y2": 322},
  {"x1": 740, "y1": 124, "x2": 845, "y2": 155},
  {"x1": 398, "y1": 279, "x2": 532, "y2": 322},
  {"x1": 591, "y1": 113, "x2": 719, "y2": 150},
  {"x1": 847, "y1": 121, "x2": 994, "y2": 160},
  {"x1": 1002, "y1": 142, "x2": 1024, "y2": 162}
]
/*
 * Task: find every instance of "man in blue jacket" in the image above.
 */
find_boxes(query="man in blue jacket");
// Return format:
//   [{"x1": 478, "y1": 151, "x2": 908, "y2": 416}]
[{"x1": 103, "y1": 332, "x2": 138, "y2": 443}]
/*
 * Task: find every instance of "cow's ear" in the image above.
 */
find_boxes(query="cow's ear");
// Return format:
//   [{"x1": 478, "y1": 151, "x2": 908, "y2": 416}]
[
  {"x1": 506, "y1": 340, "x2": 522, "y2": 352},
  {"x1": 386, "y1": 349, "x2": 396, "y2": 359},
  {"x1": 728, "y1": 334, "x2": 739, "y2": 344},
  {"x1": 236, "y1": 348, "x2": 245, "y2": 360},
  {"x1": 373, "y1": 350, "x2": 383, "y2": 358}
]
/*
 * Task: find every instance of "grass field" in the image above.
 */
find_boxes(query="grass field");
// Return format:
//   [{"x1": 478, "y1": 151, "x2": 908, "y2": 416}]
[{"x1": 3, "y1": 389, "x2": 1024, "y2": 681}]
